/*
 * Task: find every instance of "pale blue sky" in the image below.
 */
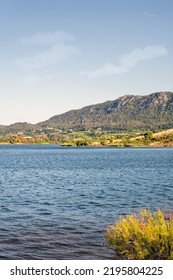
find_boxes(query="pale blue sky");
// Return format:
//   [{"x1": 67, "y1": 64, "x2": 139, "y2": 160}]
[{"x1": 0, "y1": 0, "x2": 172, "y2": 124}]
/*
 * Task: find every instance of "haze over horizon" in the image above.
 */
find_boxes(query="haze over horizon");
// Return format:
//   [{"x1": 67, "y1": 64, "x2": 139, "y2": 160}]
[{"x1": 0, "y1": 0, "x2": 172, "y2": 125}]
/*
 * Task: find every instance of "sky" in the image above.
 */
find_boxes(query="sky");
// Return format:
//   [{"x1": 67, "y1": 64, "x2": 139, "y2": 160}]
[{"x1": 0, "y1": 0, "x2": 172, "y2": 124}]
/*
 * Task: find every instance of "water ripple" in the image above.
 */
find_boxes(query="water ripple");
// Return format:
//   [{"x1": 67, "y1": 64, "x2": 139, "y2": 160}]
[{"x1": 0, "y1": 145, "x2": 173, "y2": 259}]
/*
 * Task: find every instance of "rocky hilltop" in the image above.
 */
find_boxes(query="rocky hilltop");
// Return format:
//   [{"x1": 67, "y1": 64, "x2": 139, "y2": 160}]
[
  {"x1": 0, "y1": 91, "x2": 173, "y2": 135},
  {"x1": 38, "y1": 91, "x2": 173, "y2": 131}
]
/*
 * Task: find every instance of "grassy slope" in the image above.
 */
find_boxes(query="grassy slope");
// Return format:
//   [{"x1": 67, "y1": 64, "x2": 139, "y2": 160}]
[{"x1": 0, "y1": 128, "x2": 173, "y2": 146}]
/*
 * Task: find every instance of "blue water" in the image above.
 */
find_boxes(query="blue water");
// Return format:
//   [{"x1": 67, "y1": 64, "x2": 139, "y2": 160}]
[{"x1": 0, "y1": 145, "x2": 172, "y2": 259}]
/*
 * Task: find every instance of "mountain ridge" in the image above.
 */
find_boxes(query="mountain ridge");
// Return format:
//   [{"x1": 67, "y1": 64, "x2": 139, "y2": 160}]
[{"x1": 0, "y1": 91, "x2": 173, "y2": 135}]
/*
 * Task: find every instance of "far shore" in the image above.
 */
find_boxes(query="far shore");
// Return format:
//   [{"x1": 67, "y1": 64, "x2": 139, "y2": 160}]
[
  {"x1": 0, "y1": 142, "x2": 172, "y2": 148},
  {"x1": 0, "y1": 128, "x2": 173, "y2": 147}
]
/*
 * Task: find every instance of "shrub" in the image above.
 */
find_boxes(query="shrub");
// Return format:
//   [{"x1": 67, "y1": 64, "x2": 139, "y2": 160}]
[{"x1": 105, "y1": 209, "x2": 173, "y2": 259}]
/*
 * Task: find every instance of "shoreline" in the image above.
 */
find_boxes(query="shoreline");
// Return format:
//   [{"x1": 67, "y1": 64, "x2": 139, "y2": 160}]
[{"x1": 0, "y1": 143, "x2": 172, "y2": 148}]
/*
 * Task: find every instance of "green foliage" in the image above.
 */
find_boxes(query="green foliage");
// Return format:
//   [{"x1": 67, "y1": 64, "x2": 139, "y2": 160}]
[
  {"x1": 106, "y1": 209, "x2": 173, "y2": 260},
  {"x1": 75, "y1": 139, "x2": 89, "y2": 146},
  {"x1": 144, "y1": 131, "x2": 153, "y2": 140},
  {"x1": 0, "y1": 128, "x2": 173, "y2": 146},
  {"x1": 0, "y1": 92, "x2": 173, "y2": 136},
  {"x1": 100, "y1": 139, "x2": 107, "y2": 146}
]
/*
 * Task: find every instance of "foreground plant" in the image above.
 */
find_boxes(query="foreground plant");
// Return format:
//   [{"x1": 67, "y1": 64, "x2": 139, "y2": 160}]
[{"x1": 106, "y1": 209, "x2": 173, "y2": 259}]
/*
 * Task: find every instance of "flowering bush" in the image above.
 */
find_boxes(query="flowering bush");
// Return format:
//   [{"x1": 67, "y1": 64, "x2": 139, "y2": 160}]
[{"x1": 106, "y1": 209, "x2": 173, "y2": 259}]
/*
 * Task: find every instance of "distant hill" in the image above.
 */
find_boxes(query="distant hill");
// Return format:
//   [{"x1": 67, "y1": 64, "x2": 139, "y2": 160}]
[
  {"x1": 38, "y1": 91, "x2": 173, "y2": 131},
  {"x1": 0, "y1": 122, "x2": 36, "y2": 135},
  {"x1": 0, "y1": 91, "x2": 173, "y2": 135}
]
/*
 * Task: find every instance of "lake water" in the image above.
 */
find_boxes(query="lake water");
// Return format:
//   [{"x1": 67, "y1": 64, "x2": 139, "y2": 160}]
[{"x1": 0, "y1": 145, "x2": 172, "y2": 259}]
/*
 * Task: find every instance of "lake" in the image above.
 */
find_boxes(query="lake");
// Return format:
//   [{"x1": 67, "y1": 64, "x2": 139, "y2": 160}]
[{"x1": 0, "y1": 145, "x2": 172, "y2": 259}]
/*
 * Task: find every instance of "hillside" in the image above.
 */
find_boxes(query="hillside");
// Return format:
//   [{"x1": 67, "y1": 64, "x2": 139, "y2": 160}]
[
  {"x1": 38, "y1": 91, "x2": 173, "y2": 132},
  {"x1": 0, "y1": 91, "x2": 173, "y2": 135}
]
